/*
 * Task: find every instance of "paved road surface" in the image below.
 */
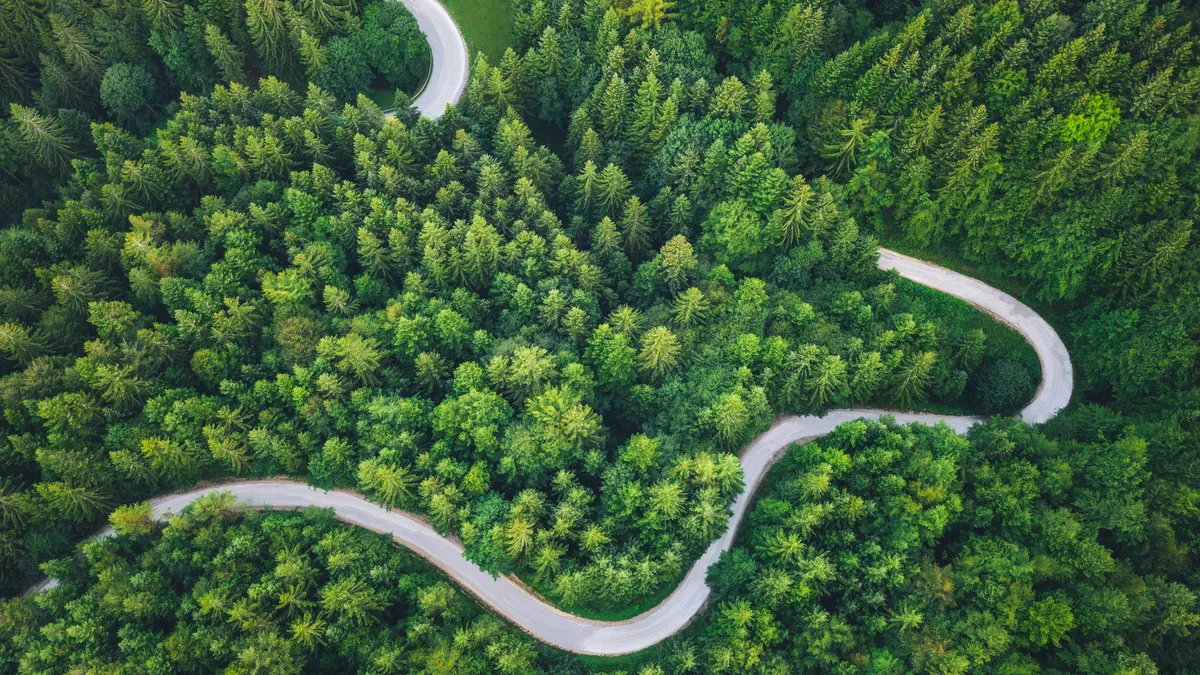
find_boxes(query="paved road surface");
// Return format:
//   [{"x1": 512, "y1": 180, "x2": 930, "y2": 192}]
[
  {"x1": 27, "y1": 250, "x2": 1073, "y2": 654},
  {"x1": 391, "y1": 0, "x2": 468, "y2": 118}
]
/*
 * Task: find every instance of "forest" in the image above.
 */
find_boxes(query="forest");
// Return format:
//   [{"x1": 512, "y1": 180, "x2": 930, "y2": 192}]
[
  {"x1": 1, "y1": 0, "x2": 1198, "y2": 673},
  {"x1": 0, "y1": 0, "x2": 430, "y2": 213}
]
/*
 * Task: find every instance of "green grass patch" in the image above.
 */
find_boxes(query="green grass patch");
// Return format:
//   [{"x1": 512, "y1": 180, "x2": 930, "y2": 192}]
[
  {"x1": 516, "y1": 567, "x2": 687, "y2": 622},
  {"x1": 441, "y1": 0, "x2": 515, "y2": 64},
  {"x1": 365, "y1": 87, "x2": 397, "y2": 110},
  {"x1": 878, "y1": 238, "x2": 1076, "y2": 356}
]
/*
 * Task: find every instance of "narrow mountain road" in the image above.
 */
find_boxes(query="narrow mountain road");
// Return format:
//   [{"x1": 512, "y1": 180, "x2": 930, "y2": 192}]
[
  {"x1": 392, "y1": 0, "x2": 468, "y2": 118},
  {"x1": 28, "y1": 250, "x2": 1073, "y2": 656}
]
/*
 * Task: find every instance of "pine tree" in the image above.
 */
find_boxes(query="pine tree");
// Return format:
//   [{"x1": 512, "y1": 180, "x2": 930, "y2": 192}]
[
  {"x1": 245, "y1": 0, "x2": 292, "y2": 75},
  {"x1": 579, "y1": 128, "x2": 605, "y2": 168},
  {"x1": 774, "y1": 174, "x2": 815, "y2": 248},
  {"x1": 628, "y1": 72, "x2": 660, "y2": 159},
  {"x1": 497, "y1": 48, "x2": 526, "y2": 104},
  {"x1": 850, "y1": 351, "x2": 886, "y2": 403},
  {"x1": 296, "y1": 0, "x2": 345, "y2": 35},
  {"x1": 598, "y1": 73, "x2": 628, "y2": 139},
  {"x1": 751, "y1": 70, "x2": 775, "y2": 123},
  {"x1": 638, "y1": 326, "x2": 680, "y2": 378},
  {"x1": 535, "y1": 26, "x2": 564, "y2": 79},
  {"x1": 687, "y1": 77, "x2": 710, "y2": 113},
  {"x1": 0, "y1": 321, "x2": 43, "y2": 363},
  {"x1": 711, "y1": 76, "x2": 747, "y2": 119},
  {"x1": 890, "y1": 351, "x2": 936, "y2": 408},
  {"x1": 625, "y1": 0, "x2": 675, "y2": 31},
  {"x1": 36, "y1": 57, "x2": 88, "y2": 110},
  {"x1": 776, "y1": 4, "x2": 827, "y2": 69},
  {"x1": 485, "y1": 66, "x2": 514, "y2": 113},
  {"x1": 141, "y1": 0, "x2": 183, "y2": 32},
  {"x1": 462, "y1": 215, "x2": 501, "y2": 287},
  {"x1": 609, "y1": 305, "x2": 642, "y2": 336},
  {"x1": 358, "y1": 227, "x2": 394, "y2": 281},
  {"x1": 671, "y1": 288, "x2": 709, "y2": 328},
  {"x1": 48, "y1": 14, "x2": 103, "y2": 81},
  {"x1": 0, "y1": 50, "x2": 32, "y2": 99},
  {"x1": 667, "y1": 193, "x2": 692, "y2": 236},
  {"x1": 592, "y1": 216, "x2": 622, "y2": 256},
  {"x1": 573, "y1": 160, "x2": 599, "y2": 214},
  {"x1": 621, "y1": 195, "x2": 650, "y2": 258},
  {"x1": 596, "y1": 162, "x2": 630, "y2": 217},
  {"x1": 205, "y1": 24, "x2": 246, "y2": 83},
  {"x1": 357, "y1": 459, "x2": 417, "y2": 508},
  {"x1": 805, "y1": 355, "x2": 848, "y2": 408},
  {"x1": 657, "y1": 235, "x2": 696, "y2": 292},
  {"x1": 513, "y1": 0, "x2": 549, "y2": 46},
  {"x1": 825, "y1": 114, "x2": 873, "y2": 176},
  {"x1": 9, "y1": 103, "x2": 73, "y2": 173},
  {"x1": 0, "y1": 0, "x2": 44, "y2": 64},
  {"x1": 245, "y1": 131, "x2": 291, "y2": 178},
  {"x1": 36, "y1": 482, "x2": 112, "y2": 520},
  {"x1": 593, "y1": 8, "x2": 621, "y2": 62},
  {"x1": 651, "y1": 89, "x2": 679, "y2": 146}
]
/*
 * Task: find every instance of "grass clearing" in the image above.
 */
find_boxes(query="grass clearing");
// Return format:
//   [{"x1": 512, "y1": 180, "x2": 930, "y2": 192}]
[
  {"x1": 516, "y1": 567, "x2": 687, "y2": 622},
  {"x1": 440, "y1": 0, "x2": 515, "y2": 64}
]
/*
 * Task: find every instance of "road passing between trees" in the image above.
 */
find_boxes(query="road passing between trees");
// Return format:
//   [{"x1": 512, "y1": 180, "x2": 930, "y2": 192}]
[{"x1": 29, "y1": 248, "x2": 1073, "y2": 656}]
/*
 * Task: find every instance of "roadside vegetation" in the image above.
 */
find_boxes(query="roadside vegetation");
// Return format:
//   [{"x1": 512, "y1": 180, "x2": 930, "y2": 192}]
[
  {"x1": 1, "y1": 498, "x2": 545, "y2": 673},
  {"x1": 443, "y1": 0, "x2": 516, "y2": 64}
]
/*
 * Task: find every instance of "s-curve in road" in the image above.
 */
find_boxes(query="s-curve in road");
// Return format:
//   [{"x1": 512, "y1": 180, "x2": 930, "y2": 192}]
[
  {"x1": 392, "y1": 0, "x2": 468, "y2": 118},
  {"x1": 28, "y1": 249, "x2": 1073, "y2": 656}
]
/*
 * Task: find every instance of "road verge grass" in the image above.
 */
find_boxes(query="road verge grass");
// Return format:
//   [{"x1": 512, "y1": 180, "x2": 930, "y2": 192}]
[{"x1": 440, "y1": 0, "x2": 514, "y2": 64}]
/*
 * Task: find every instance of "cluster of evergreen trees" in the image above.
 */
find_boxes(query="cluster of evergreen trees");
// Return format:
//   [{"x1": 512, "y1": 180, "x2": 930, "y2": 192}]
[
  {"x1": 2, "y1": 0, "x2": 1199, "y2": 672},
  {"x1": 496, "y1": 0, "x2": 1200, "y2": 402},
  {"x1": 0, "y1": 497, "x2": 543, "y2": 673},
  {"x1": 676, "y1": 0, "x2": 1200, "y2": 404},
  {"x1": 5, "y1": 409, "x2": 1196, "y2": 673},
  {"x1": 0, "y1": 73, "x2": 1025, "y2": 611},
  {"x1": 698, "y1": 412, "x2": 1200, "y2": 674},
  {"x1": 0, "y1": 0, "x2": 429, "y2": 215}
]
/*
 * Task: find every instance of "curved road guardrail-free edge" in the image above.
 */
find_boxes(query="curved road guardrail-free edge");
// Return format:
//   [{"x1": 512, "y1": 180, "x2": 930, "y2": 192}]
[
  {"x1": 25, "y1": 249, "x2": 1073, "y2": 656},
  {"x1": 388, "y1": 0, "x2": 468, "y2": 118}
]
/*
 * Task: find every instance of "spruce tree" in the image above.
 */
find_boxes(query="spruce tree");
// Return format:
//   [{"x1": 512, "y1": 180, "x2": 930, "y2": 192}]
[
  {"x1": 9, "y1": 103, "x2": 73, "y2": 173},
  {"x1": 598, "y1": 73, "x2": 628, "y2": 140},
  {"x1": 205, "y1": 24, "x2": 246, "y2": 83}
]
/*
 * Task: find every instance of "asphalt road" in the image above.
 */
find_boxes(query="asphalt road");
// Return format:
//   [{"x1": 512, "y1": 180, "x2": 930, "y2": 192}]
[
  {"x1": 27, "y1": 249, "x2": 1073, "y2": 655},
  {"x1": 390, "y1": 0, "x2": 468, "y2": 118}
]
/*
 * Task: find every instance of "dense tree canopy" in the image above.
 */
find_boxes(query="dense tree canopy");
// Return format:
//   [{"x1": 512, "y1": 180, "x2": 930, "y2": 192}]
[
  {"x1": 0, "y1": 0, "x2": 430, "y2": 216},
  {"x1": 697, "y1": 411, "x2": 1200, "y2": 674},
  {"x1": 0, "y1": 497, "x2": 542, "y2": 674},
  {"x1": 672, "y1": 0, "x2": 1200, "y2": 405},
  {"x1": 0, "y1": 74, "x2": 1031, "y2": 612},
  {"x1": 2, "y1": 0, "x2": 1200, "y2": 672}
]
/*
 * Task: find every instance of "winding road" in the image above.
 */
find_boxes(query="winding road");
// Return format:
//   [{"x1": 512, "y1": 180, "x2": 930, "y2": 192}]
[
  {"x1": 28, "y1": 248, "x2": 1073, "y2": 656},
  {"x1": 393, "y1": 0, "x2": 468, "y2": 118}
]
